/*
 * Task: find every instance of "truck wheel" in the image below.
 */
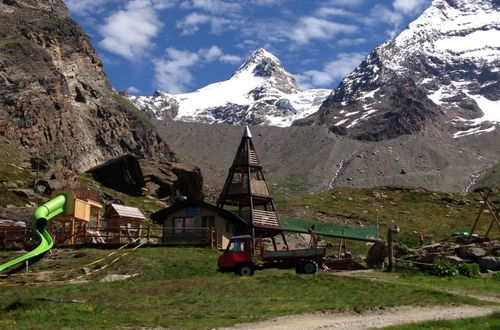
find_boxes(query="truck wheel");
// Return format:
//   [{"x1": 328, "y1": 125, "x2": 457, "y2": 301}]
[
  {"x1": 235, "y1": 264, "x2": 254, "y2": 276},
  {"x1": 302, "y1": 261, "x2": 318, "y2": 274}
]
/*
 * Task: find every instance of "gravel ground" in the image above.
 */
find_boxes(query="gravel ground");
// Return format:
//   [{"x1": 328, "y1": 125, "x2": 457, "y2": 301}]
[{"x1": 217, "y1": 305, "x2": 498, "y2": 330}]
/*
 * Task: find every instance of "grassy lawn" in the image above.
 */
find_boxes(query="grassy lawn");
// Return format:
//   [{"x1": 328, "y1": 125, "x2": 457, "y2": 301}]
[
  {"x1": 382, "y1": 312, "x2": 500, "y2": 330},
  {"x1": 0, "y1": 247, "x2": 489, "y2": 329}
]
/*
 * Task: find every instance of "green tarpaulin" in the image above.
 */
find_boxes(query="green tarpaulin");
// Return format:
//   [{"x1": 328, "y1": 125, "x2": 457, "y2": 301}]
[{"x1": 280, "y1": 217, "x2": 380, "y2": 242}]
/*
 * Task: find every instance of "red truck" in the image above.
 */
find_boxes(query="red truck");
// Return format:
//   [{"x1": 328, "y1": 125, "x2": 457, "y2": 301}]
[{"x1": 217, "y1": 235, "x2": 326, "y2": 276}]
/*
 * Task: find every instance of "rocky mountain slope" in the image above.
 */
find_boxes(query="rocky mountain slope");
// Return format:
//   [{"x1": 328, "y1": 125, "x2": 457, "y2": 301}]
[
  {"x1": 154, "y1": 120, "x2": 500, "y2": 196},
  {"x1": 295, "y1": 0, "x2": 500, "y2": 141},
  {"x1": 0, "y1": 0, "x2": 175, "y2": 173},
  {"x1": 128, "y1": 49, "x2": 331, "y2": 127}
]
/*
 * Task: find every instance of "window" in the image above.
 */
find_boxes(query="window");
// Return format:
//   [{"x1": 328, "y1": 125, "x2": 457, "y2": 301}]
[
  {"x1": 228, "y1": 240, "x2": 246, "y2": 253},
  {"x1": 173, "y1": 217, "x2": 194, "y2": 234}
]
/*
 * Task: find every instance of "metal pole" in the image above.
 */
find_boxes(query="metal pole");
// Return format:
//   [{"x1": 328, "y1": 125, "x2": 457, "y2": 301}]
[{"x1": 387, "y1": 225, "x2": 400, "y2": 272}]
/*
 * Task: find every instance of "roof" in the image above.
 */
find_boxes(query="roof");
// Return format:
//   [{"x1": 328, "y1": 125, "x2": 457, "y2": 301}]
[
  {"x1": 150, "y1": 200, "x2": 247, "y2": 227},
  {"x1": 280, "y1": 217, "x2": 380, "y2": 242},
  {"x1": 109, "y1": 204, "x2": 145, "y2": 219}
]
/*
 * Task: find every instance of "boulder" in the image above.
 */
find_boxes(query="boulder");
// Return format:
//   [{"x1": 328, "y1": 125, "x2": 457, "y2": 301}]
[
  {"x1": 87, "y1": 154, "x2": 145, "y2": 196},
  {"x1": 478, "y1": 256, "x2": 500, "y2": 271},
  {"x1": 457, "y1": 246, "x2": 487, "y2": 259},
  {"x1": 140, "y1": 160, "x2": 203, "y2": 201},
  {"x1": 493, "y1": 247, "x2": 500, "y2": 257}
]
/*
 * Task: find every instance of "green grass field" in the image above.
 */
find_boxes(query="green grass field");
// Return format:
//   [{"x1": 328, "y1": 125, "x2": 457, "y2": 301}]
[{"x1": 0, "y1": 247, "x2": 491, "y2": 329}]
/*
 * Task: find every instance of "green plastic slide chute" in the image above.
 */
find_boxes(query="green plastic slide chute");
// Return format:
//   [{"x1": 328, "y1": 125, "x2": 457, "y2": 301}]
[{"x1": 0, "y1": 194, "x2": 66, "y2": 273}]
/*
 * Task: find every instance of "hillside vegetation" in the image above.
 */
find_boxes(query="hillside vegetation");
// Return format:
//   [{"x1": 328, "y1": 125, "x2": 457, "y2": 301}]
[{"x1": 276, "y1": 186, "x2": 492, "y2": 246}]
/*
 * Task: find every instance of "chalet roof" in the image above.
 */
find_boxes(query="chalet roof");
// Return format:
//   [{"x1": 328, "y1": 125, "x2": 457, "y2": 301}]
[
  {"x1": 150, "y1": 200, "x2": 247, "y2": 227},
  {"x1": 109, "y1": 204, "x2": 145, "y2": 219}
]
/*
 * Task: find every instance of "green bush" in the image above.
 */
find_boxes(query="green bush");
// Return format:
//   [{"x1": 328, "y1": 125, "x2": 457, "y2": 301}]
[
  {"x1": 430, "y1": 263, "x2": 458, "y2": 277},
  {"x1": 457, "y1": 263, "x2": 480, "y2": 278},
  {"x1": 492, "y1": 272, "x2": 500, "y2": 281}
]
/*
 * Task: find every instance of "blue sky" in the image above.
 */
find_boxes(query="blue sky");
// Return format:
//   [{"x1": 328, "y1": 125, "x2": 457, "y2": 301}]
[{"x1": 64, "y1": 0, "x2": 431, "y2": 95}]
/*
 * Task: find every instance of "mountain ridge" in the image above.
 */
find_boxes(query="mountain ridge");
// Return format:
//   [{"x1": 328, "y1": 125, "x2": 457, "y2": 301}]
[{"x1": 295, "y1": 0, "x2": 500, "y2": 141}]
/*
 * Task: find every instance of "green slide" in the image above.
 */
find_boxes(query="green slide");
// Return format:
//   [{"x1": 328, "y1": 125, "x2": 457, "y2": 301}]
[{"x1": 0, "y1": 194, "x2": 66, "y2": 273}]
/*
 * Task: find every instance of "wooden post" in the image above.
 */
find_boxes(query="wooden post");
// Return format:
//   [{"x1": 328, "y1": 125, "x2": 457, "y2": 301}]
[
  {"x1": 147, "y1": 226, "x2": 151, "y2": 244},
  {"x1": 387, "y1": 225, "x2": 400, "y2": 272}
]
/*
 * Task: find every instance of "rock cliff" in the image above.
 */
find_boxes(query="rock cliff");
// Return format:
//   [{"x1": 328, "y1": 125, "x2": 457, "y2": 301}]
[{"x1": 0, "y1": 0, "x2": 176, "y2": 173}]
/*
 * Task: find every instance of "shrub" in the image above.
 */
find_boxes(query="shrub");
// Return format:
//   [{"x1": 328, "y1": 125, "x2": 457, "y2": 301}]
[
  {"x1": 492, "y1": 272, "x2": 500, "y2": 281},
  {"x1": 430, "y1": 263, "x2": 458, "y2": 277},
  {"x1": 457, "y1": 263, "x2": 480, "y2": 278}
]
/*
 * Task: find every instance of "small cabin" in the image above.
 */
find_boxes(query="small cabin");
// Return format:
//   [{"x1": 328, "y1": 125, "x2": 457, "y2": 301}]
[
  {"x1": 50, "y1": 187, "x2": 102, "y2": 244},
  {"x1": 151, "y1": 200, "x2": 248, "y2": 248},
  {"x1": 103, "y1": 204, "x2": 146, "y2": 243}
]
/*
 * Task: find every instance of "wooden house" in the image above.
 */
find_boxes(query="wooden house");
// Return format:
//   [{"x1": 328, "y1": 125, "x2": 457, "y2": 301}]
[
  {"x1": 150, "y1": 200, "x2": 247, "y2": 248},
  {"x1": 103, "y1": 204, "x2": 146, "y2": 243},
  {"x1": 50, "y1": 187, "x2": 102, "y2": 244}
]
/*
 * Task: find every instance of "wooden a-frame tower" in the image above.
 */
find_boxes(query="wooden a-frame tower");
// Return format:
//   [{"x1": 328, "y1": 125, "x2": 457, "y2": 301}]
[{"x1": 217, "y1": 126, "x2": 287, "y2": 247}]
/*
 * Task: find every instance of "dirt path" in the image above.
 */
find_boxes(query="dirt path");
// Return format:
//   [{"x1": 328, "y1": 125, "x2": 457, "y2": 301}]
[{"x1": 218, "y1": 305, "x2": 498, "y2": 330}]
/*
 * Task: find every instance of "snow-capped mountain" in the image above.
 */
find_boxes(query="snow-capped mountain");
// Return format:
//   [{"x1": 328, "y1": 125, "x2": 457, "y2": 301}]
[
  {"x1": 296, "y1": 0, "x2": 500, "y2": 141},
  {"x1": 128, "y1": 49, "x2": 331, "y2": 127}
]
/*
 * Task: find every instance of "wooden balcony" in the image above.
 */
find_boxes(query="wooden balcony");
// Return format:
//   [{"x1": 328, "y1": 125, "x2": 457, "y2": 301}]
[{"x1": 252, "y1": 210, "x2": 279, "y2": 228}]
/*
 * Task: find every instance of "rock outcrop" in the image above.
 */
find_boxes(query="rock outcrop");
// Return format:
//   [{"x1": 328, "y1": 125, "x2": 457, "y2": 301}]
[
  {"x1": 0, "y1": 0, "x2": 176, "y2": 172},
  {"x1": 87, "y1": 155, "x2": 204, "y2": 201}
]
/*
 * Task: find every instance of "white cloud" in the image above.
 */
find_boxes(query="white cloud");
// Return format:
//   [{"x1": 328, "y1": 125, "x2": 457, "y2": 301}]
[
  {"x1": 393, "y1": 0, "x2": 430, "y2": 15},
  {"x1": 98, "y1": 0, "x2": 162, "y2": 60},
  {"x1": 154, "y1": 46, "x2": 241, "y2": 92},
  {"x1": 250, "y1": 0, "x2": 285, "y2": 5},
  {"x1": 335, "y1": 37, "x2": 367, "y2": 47},
  {"x1": 126, "y1": 86, "x2": 141, "y2": 94},
  {"x1": 154, "y1": 48, "x2": 200, "y2": 93},
  {"x1": 176, "y1": 12, "x2": 235, "y2": 35},
  {"x1": 65, "y1": 0, "x2": 114, "y2": 16},
  {"x1": 295, "y1": 52, "x2": 366, "y2": 89},
  {"x1": 291, "y1": 17, "x2": 358, "y2": 44},
  {"x1": 316, "y1": 7, "x2": 356, "y2": 18},
  {"x1": 219, "y1": 54, "x2": 241, "y2": 64},
  {"x1": 325, "y1": 0, "x2": 364, "y2": 7},
  {"x1": 180, "y1": 0, "x2": 242, "y2": 14}
]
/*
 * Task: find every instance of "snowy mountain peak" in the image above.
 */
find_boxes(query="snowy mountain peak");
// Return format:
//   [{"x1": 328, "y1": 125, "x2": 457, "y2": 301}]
[
  {"x1": 128, "y1": 49, "x2": 331, "y2": 127},
  {"x1": 231, "y1": 48, "x2": 300, "y2": 94},
  {"x1": 295, "y1": 0, "x2": 500, "y2": 141}
]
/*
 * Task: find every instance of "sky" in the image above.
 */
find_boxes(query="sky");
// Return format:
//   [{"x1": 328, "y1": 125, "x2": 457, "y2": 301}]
[{"x1": 63, "y1": 0, "x2": 432, "y2": 95}]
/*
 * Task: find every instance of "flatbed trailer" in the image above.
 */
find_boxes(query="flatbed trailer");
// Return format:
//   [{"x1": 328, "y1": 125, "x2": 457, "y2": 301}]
[{"x1": 218, "y1": 235, "x2": 326, "y2": 276}]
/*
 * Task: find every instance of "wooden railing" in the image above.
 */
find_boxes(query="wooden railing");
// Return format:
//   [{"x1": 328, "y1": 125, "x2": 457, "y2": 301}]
[
  {"x1": 249, "y1": 150, "x2": 259, "y2": 165},
  {"x1": 0, "y1": 226, "x2": 220, "y2": 249},
  {"x1": 72, "y1": 187, "x2": 99, "y2": 201},
  {"x1": 0, "y1": 227, "x2": 29, "y2": 250},
  {"x1": 252, "y1": 210, "x2": 279, "y2": 228}
]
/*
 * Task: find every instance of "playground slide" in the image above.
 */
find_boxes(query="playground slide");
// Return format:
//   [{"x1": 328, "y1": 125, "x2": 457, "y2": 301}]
[{"x1": 0, "y1": 194, "x2": 66, "y2": 273}]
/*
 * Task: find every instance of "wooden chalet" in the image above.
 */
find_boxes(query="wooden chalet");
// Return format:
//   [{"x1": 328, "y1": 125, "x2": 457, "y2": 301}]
[
  {"x1": 150, "y1": 200, "x2": 247, "y2": 248},
  {"x1": 217, "y1": 126, "x2": 288, "y2": 247},
  {"x1": 103, "y1": 204, "x2": 146, "y2": 243}
]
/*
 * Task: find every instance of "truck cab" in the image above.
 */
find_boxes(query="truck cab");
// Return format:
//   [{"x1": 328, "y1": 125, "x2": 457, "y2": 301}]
[{"x1": 217, "y1": 235, "x2": 254, "y2": 275}]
